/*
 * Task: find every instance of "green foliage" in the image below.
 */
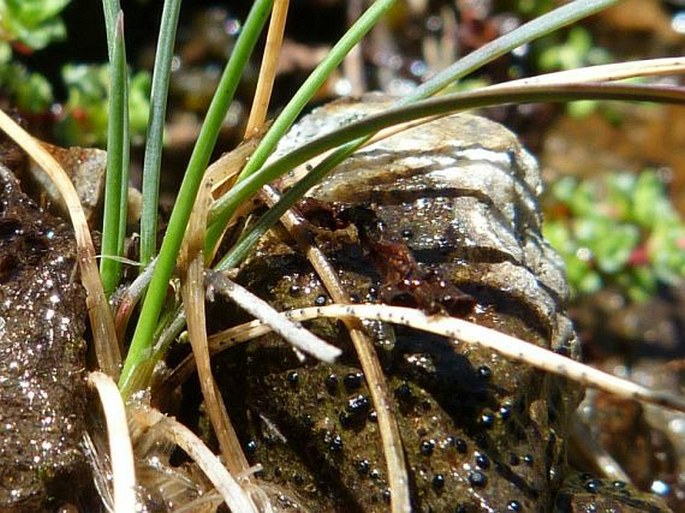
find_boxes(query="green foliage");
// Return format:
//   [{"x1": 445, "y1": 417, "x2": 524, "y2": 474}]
[
  {"x1": 0, "y1": 42, "x2": 53, "y2": 112},
  {"x1": 537, "y1": 26, "x2": 612, "y2": 117},
  {"x1": 55, "y1": 64, "x2": 150, "y2": 147},
  {"x1": 508, "y1": 0, "x2": 555, "y2": 17},
  {"x1": 0, "y1": 0, "x2": 71, "y2": 50},
  {"x1": 544, "y1": 171, "x2": 685, "y2": 302},
  {"x1": 0, "y1": 0, "x2": 64, "y2": 116}
]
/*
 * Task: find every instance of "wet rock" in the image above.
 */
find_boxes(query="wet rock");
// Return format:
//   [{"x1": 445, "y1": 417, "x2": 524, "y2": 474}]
[
  {"x1": 556, "y1": 472, "x2": 671, "y2": 513},
  {"x1": 212, "y1": 95, "x2": 651, "y2": 511},
  {"x1": 0, "y1": 164, "x2": 89, "y2": 511}
]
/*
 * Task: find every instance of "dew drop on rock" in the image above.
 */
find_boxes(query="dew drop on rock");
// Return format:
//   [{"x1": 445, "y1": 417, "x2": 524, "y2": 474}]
[
  {"x1": 420, "y1": 439, "x2": 435, "y2": 456},
  {"x1": 357, "y1": 459, "x2": 370, "y2": 475},
  {"x1": 468, "y1": 470, "x2": 487, "y2": 487},
  {"x1": 324, "y1": 373, "x2": 338, "y2": 394},
  {"x1": 584, "y1": 479, "x2": 601, "y2": 493},
  {"x1": 343, "y1": 371, "x2": 364, "y2": 390},
  {"x1": 286, "y1": 371, "x2": 299, "y2": 386},
  {"x1": 432, "y1": 473, "x2": 445, "y2": 490},
  {"x1": 475, "y1": 452, "x2": 490, "y2": 469},
  {"x1": 454, "y1": 437, "x2": 467, "y2": 454},
  {"x1": 507, "y1": 500, "x2": 522, "y2": 511}
]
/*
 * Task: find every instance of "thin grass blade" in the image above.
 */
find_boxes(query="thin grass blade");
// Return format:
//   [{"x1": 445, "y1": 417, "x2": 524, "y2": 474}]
[
  {"x1": 100, "y1": 11, "x2": 129, "y2": 296},
  {"x1": 139, "y1": 0, "x2": 182, "y2": 269}
]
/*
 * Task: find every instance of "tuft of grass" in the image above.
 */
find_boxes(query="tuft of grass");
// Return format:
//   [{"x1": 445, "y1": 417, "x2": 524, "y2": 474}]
[{"x1": 4, "y1": 0, "x2": 685, "y2": 509}]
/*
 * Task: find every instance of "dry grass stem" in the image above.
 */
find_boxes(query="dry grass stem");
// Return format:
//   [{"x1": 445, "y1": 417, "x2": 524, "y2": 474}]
[
  {"x1": 260, "y1": 184, "x2": 412, "y2": 513},
  {"x1": 487, "y1": 57, "x2": 685, "y2": 89},
  {"x1": 205, "y1": 269, "x2": 341, "y2": 362},
  {"x1": 343, "y1": 0, "x2": 367, "y2": 95},
  {"x1": 187, "y1": 303, "x2": 685, "y2": 413},
  {"x1": 0, "y1": 108, "x2": 121, "y2": 377},
  {"x1": 87, "y1": 371, "x2": 137, "y2": 513},
  {"x1": 130, "y1": 406, "x2": 261, "y2": 513},
  {"x1": 180, "y1": 177, "x2": 251, "y2": 476},
  {"x1": 244, "y1": 0, "x2": 290, "y2": 137},
  {"x1": 208, "y1": 137, "x2": 261, "y2": 199},
  {"x1": 113, "y1": 257, "x2": 156, "y2": 341}
]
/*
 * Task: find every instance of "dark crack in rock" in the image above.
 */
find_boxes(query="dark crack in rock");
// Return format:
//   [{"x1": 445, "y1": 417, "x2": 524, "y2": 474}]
[
  {"x1": 211, "y1": 95, "x2": 669, "y2": 512},
  {"x1": 0, "y1": 164, "x2": 89, "y2": 512}
]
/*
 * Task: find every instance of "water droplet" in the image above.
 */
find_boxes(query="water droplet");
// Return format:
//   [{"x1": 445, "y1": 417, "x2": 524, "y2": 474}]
[
  {"x1": 343, "y1": 372, "x2": 364, "y2": 390},
  {"x1": 454, "y1": 437, "x2": 467, "y2": 454},
  {"x1": 479, "y1": 412, "x2": 495, "y2": 428},
  {"x1": 420, "y1": 439, "x2": 435, "y2": 456},
  {"x1": 329, "y1": 434, "x2": 343, "y2": 452},
  {"x1": 475, "y1": 452, "x2": 490, "y2": 469},
  {"x1": 432, "y1": 473, "x2": 445, "y2": 490},
  {"x1": 324, "y1": 373, "x2": 338, "y2": 394},
  {"x1": 468, "y1": 470, "x2": 487, "y2": 487},
  {"x1": 346, "y1": 394, "x2": 370, "y2": 415},
  {"x1": 477, "y1": 365, "x2": 491, "y2": 380},
  {"x1": 650, "y1": 479, "x2": 670, "y2": 496},
  {"x1": 507, "y1": 500, "x2": 522, "y2": 511},
  {"x1": 357, "y1": 459, "x2": 370, "y2": 475},
  {"x1": 584, "y1": 479, "x2": 601, "y2": 493}
]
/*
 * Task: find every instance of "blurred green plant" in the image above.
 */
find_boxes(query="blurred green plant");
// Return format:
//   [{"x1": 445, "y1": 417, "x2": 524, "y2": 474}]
[
  {"x1": 0, "y1": 0, "x2": 67, "y2": 114},
  {"x1": 0, "y1": 0, "x2": 71, "y2": 51},
  {"x1": 543, "y1": 171, "x2": 685, "y2": 302},
  {"x1": 0, "y1": 42, "x2": 53, "y2": 112},
  {"x1": 537, "y1": 26, "x2": 612, "y2": 117},
  {"x1": 55, "y1": 64, "x2": 150, "y2": 147}
]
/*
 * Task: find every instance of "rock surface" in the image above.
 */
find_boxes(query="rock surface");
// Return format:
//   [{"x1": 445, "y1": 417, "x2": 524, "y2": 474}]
[
  {"x1": 0, "y1": 164, "x2": 89, "y2": 511},
  {"x1": 213, "y1": 95, "x2": 669, "y2": 512}
]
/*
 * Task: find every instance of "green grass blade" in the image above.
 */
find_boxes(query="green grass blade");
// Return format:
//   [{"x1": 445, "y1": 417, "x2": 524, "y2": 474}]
[
  {"x1": 100, "y1": 11, "x2": 129, "y2": 296},
  {"x1": 119, "y1": 0, "x2": 274, "y2": 396},
  {"x1": 206, "y1": 0, "x2": 620, "y2": 252},
  {"x1": 139, "y1": 0, "x2": 182, "y2": 269},
  {"x1": 215, "y1": 83, "x2": 685, "y2": 270},
  {"x1": 204, "y1": 0, "x2": 397, "y2": 252},
  {"x1": 404, "y1": 0, "x2": 624, "y2": 103},
  {"x1": 101, "y1": 0, "x2": 120, "y2": 59}
]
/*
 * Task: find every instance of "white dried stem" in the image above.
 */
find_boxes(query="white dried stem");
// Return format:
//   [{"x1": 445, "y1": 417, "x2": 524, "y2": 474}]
[
  {"x1": 130, "y1": 406, "x2": 260, "y2": 513},
  {"x1": 199, "y1": 304, "x2": 685, "y2": 413},
  {"x1": 488, "y1": 57, "x2": 685, "y2": 88},
  {"x1": 205, "y1": 269, "x2": 341, "y2": 362},
  {"x1": 87, "y1": 371, "x2": 136, "y2": 513}
]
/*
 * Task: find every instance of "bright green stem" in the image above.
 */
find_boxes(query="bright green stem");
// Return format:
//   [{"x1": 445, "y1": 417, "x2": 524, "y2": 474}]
[
  {"x1": 206, "y1": 0, "x2": 620, "y2": 254},
  {"x1": 139, "y1": 0, "x2": 182, "y2": 269},
  {"x1": 215, "y1": 83, "x2": 685, "y2": 270},
  {"x1": 205, "y1": 0, "x2": 397, "y2": 253},
  {"x1": 119, "y1": 0, "x2": 274, "y2": 396},
  {"x1": 100, "y1": 11, "x2": 129, "y2": 296}
]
